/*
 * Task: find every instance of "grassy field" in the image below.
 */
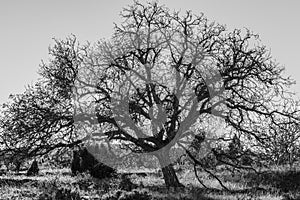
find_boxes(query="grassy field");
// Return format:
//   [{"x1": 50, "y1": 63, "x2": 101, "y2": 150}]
[{"x1": 0, "y1": 166, "x2": 300, "y2": 200}]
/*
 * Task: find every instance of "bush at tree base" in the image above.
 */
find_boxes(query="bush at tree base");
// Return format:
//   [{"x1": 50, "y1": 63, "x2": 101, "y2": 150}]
[
  {"x1": 27, "y1": 160, "x2": 39, "y2": 176},
  {"x1": 71, "y1": 147, "x2": 117, "y2": 179}
]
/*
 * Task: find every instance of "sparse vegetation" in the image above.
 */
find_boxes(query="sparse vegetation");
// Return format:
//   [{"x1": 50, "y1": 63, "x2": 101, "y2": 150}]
[{"x1": 0, "y1": 166, "x2": 299, "y2": 199}]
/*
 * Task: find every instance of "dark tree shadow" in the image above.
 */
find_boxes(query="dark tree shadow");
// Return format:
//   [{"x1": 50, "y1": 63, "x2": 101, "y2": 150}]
[{"x1": 244, "y1": 170, "x2": 300, "y2": 193}]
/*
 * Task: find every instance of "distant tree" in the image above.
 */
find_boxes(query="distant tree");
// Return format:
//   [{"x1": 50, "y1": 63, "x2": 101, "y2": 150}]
[
  {"x1": 0, "y1": 1, "x2": 299, "y2": 188},
  {"x1": 260, "y1": 121, "x2": 300, "y2": 167}
]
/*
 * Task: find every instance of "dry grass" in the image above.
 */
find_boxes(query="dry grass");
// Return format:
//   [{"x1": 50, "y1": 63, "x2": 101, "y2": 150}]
[{"x1": 0, "y1": 166, "x2": 300, "y2": 199}]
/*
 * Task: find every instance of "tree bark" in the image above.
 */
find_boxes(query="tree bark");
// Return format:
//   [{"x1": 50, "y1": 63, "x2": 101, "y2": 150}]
[{"x1": 155, "y1": 150, "x2": 182, "y2": 188}]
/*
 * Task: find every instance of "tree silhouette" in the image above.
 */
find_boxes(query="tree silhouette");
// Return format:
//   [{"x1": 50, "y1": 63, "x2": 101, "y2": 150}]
[
  {"x1": 0, "y1": 82, "x2": 80, "y2": 169},
  {"x1": 0, "y1": 1, "x2": 299, "y2": 188}
]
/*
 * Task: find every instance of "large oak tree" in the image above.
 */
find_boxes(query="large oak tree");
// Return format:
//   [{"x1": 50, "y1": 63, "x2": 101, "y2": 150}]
[{"x1": 1, "y1": 1, "x2": 299, "y2": 187}]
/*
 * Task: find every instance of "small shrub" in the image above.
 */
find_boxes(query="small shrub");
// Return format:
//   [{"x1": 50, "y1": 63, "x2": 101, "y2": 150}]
[
  {"x1": 119, "y1": 174, "x2": 137, "y2": 191},
  {"x1": 38, "y1": 187, "x2": 81, "y2": 200},
  {"x1": 27, "y1": 160, "x2": 39, "y2": 176},
  {"x1": 71, "y1": 147, "x2": 117, "y2": 179},
  {"x1": 71, "y1": 150, "x2": 82, "y2": 175}
]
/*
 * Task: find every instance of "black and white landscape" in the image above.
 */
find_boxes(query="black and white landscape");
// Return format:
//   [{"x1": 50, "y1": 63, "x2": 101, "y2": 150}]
[{"x1": 0, "y1": 1, "x2": 300, "y2": 199}]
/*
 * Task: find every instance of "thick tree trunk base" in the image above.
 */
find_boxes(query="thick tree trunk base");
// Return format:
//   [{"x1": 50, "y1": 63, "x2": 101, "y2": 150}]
[
  {"x1": 156, "y1": 150, "x2": 183, "y2": 188},
  {"x1": 161, "y1": 164, "x2": 183, "y2": 188}
]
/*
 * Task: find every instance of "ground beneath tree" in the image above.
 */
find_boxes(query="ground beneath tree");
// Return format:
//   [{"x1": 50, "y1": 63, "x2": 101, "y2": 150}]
[{"x1": 0, "y1": 167, "x2": 300, "y2": 200}]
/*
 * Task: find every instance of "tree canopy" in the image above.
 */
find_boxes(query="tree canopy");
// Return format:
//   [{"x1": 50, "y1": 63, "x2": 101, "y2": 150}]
[{"x1": 0, "y1": 1, "x2": 299, "y2": 187}]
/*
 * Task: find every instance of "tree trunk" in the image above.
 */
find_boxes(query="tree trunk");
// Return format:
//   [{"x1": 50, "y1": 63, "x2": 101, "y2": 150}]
[{"x1": 155, "y1": 150, "x2": 182, "y2": 188}]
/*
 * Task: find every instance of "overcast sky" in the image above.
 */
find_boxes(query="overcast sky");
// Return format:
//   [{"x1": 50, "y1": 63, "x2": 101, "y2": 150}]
[{"x1": 0, "y1": 0, "x2": 299, "y2": 104}]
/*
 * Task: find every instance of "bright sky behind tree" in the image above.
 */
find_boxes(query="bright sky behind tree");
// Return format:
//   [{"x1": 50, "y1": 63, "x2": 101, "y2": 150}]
[{"x1": 0, "y1": 0, "x2": 299, "y2": 104}]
